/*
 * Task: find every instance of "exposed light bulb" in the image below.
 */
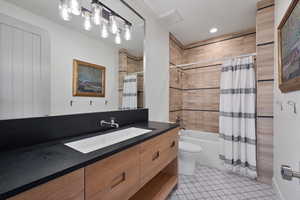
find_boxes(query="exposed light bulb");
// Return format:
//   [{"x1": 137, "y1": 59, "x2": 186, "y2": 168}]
[
  {"x1": 101, "y1": 22, "x2": 109, "y2": 38},
  {"x1": 92, "y1": 4, "x2": 101, "y2": 25},
  {"x1": 115, "y1": 31, "x2": 121, "y2": 44},
  {"x1": 124, "y1": 24, "x2": 131, "y2": 41},
  {"x1": 83, "y1": 12, "x2": 92, "y2": 31},
  {"x1": 110, "y1": 15, "x2": 118, "y2": 34},
  {"x1": 69, "y1": 0, "x2": 81, "y2": 15},
  {"x1": 59, "y1": 0, "x2": 71, "y2": 21}
]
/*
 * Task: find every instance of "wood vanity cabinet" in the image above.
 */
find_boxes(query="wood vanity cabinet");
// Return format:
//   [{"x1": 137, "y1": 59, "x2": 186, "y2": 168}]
[
  {"x1": 7, "y1": 169, "x2": 84, "y2": 200},
  {"x1": 86, "y1": 128, "x2": 179, "y2": 200},
  {"x1": 7, "y1": 128, "x2": 179, "y2": 200}
]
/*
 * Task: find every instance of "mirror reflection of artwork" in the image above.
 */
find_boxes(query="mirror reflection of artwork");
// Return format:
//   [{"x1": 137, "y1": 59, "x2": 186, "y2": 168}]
[
  {"x1": 73, "y1": 60, "x2": 105, "y2": 97},
  {"x1": 278, "y1": 0, "x2": 300, "y2": 92}
]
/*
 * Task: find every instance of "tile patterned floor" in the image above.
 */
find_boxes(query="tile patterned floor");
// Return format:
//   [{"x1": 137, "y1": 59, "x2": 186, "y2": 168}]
[{"x1": 168, "y1": 165, "x2": 279, "y2": 200}]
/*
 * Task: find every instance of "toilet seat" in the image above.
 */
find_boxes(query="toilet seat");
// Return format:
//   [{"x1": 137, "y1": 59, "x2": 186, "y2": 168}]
[{"x1": 179, "y1": 141, "x2": 202, "y2": 153}]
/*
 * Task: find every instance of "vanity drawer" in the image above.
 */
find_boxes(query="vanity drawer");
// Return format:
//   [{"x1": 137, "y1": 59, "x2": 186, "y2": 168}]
[
  {"x1": 85, "y1": 145, "x2": 140, "y2": 200},
  {"x1": 140, "y1": 128, "x2": 179, "y2": 186},
  {"x1": 8, "y1": 169, "x2": 84, "y2": 200},
  {"x1": 160, "y1": 128, "x2": 179, "y2": 166}
]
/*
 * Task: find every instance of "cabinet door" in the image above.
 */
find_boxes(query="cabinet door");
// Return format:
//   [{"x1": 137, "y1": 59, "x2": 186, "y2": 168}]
[
  {"x1": 8, "y1": 169, "x2": 84, "y2": 200},
  {"x1": 85, "y1": 146, "x2": 140, "y2": 200},
  {"x1": 140, "y1": 128, "x2": 179, "y2": 186}
]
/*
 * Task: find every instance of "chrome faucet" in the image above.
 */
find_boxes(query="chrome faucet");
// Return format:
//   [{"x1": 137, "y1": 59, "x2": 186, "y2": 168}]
[{"x1": 100, "y1": 117, "x2": 119, "y2": 128}]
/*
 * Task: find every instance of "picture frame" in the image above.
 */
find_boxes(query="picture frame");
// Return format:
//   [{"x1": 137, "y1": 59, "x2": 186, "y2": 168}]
[
  {"x1": 278, "y1": 0, "x2": 300, "y2": 92},
  {"x1": 73, "y1": 59, "x2": 106, "y2": 97}
]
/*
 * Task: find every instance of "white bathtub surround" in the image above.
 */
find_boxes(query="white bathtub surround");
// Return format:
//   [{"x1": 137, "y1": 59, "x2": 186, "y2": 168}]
[
  {"x1": 122, "y1": 74, "x2": 137, "y2": 110},
  {"x1": 180, "y1": 130, "x2": 223, "y2": 170},
  {"x1": 219, "y1": 56, "x2": 257, "y2": 178},
  {"x1": 178, "y1": 141, "x2": 202, "y2": 175}
]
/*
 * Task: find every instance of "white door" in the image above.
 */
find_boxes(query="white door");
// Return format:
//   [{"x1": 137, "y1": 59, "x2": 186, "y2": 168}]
[{"x1": 0, "y1": 14, "x2": 50, "y2": 120}]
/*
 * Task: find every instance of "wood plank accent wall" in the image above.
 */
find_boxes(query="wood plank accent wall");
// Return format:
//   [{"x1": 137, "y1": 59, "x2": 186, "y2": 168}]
[
  {"x1": 170, "y1": 31, "x2": 256, "y2": 132},
  {"x1": 118, "y1": 49, "x2": 144, "y2": 109},
  {"x1": 256, "y1": 0, "x2": 274, "y2": 184},
  {"x1": 169, "y1": 35, "x2": 184, "y2": 125}
]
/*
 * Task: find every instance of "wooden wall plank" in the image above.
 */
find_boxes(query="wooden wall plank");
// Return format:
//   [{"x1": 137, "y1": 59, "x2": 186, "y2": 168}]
[
  {"x1": 183, "y1": 66, "x2": 220, "y2": 89},
  {"x1": 183, "y1": 34, "x2": 256, "y2": 63},
  {"x1": 184, "y1": 28, "x2": 256, "y2": 50},
  {"x1": 169, "y1": 111, "x2": 182, "y2": 124},
  {"x1": 256, "y1": 6, "x2": 275, "y2": 45},
  {"x1": 257, "y1": 0, "x2": 274, "y2": 10},
  {"x1": 257, "y1": 81, "x2": 274, "y2": 116},
  {"x1": 182, "y1": 110, "x2": 219, "y2": 133},
  {"x1": 182, "y1": 89, "x2": 219, "y2": 110},
  {"x1": 170, "y1": 37, "x2": 183, "y2": 65},
  {"x1": 170, "y1": 68, "x2": 182, "y2": 89},
  {"x1": 257, "y1": 118, "x2": 273, "y2": 184},
  {"x1": 170, "y1": 88, "x2": 182, "y2": 111},
  {"x1": 257, "y1": 44, "x2": 274, "y2": 80},
  {"x1": 256, "y1": 0, "x2": 274, "y2": 184}
]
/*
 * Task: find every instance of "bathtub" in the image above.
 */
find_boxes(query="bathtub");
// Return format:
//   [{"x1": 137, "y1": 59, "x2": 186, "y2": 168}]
[{"x1": 179, "y1": 129, "x2": 224, "y2": 170}]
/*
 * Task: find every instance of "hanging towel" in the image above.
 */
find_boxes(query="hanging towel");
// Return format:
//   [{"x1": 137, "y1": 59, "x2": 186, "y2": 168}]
[
  {"x1": 219, "y1": 56, "x2": 257, "y2": 179},
  {"x1": 122, "y1": 74, "x2": 137, "y2": 110}
]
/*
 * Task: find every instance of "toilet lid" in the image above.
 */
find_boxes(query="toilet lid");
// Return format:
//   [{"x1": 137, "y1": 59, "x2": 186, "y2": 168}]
[{"x1": 179, "y1": 141, "x2": 202, "y2": 153}]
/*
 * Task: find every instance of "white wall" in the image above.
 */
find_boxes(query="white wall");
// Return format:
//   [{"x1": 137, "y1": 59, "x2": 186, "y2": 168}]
[
  {"x1": 274, "y1": 0, "x2": 300, "y2": 199},
  {"x1": 125, "y1": 0, "x2": 170, "y2": 122},
  {"x1": 0, "y1": 0, "x2": 119, "y2": 116}
]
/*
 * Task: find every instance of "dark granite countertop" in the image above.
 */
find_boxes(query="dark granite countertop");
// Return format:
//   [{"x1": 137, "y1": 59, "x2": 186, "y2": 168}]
[{"x1": 0, "y1": 121, "x2": 179, "y2": 199}]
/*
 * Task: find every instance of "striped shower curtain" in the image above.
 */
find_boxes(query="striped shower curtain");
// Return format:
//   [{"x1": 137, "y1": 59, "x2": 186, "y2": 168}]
[
  {"x1": 122, "y1": 74, "x2": 137, "y2": 110},
  {"x1": 219, "y1": 56, "x2": 257, "y2": 178}
]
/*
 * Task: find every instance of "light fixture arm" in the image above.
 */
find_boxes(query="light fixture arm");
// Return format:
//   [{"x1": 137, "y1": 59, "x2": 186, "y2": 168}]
[{"x1": 91, "y1": 0, "x2": 132, "y2": 26}]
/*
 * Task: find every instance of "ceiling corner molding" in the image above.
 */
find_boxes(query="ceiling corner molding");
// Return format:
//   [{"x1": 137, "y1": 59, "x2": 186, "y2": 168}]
[{"x1": 169, "y1": 33, "x2": 184, "y2": 50}]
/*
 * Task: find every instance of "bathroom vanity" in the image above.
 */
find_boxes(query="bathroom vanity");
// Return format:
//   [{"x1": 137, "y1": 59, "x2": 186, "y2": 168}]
[{"x1": 0, "y1": 109, "x2": 179, "y2": 200}]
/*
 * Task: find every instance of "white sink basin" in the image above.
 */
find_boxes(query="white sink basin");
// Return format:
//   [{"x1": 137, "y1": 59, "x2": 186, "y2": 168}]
[{"x1": 65, "y1": 127, "x2": 152, "y2": 154}]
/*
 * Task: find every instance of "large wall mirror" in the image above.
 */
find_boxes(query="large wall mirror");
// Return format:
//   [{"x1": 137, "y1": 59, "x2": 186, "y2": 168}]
[{"x1": 0, "y1": 0, "x2": 145, "y2": 120}]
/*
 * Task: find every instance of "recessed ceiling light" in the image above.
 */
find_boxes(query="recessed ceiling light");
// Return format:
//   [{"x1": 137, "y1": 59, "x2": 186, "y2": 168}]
[{"x1": 210, "y1": 28, "x2": 218, "y2": 34}]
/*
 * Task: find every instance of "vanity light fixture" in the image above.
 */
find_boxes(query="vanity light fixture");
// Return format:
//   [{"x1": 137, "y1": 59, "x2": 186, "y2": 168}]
[
  {"x1": 92, "y1": 3, "x2": 102, "y2": 25},
  {"x1": 82, "y1": 9, "x2": 92, "y2": 31},
  {"x1": 115, "y1": 31, "x2": 121, "y2": 44},
  {"x1": 69, "y1": 0, "x2": 81, "y2": 16},
  {"x1": 209, "y1": 27, "x2": 218, "y2": 34},
  {"x1": 59, "y1": 0, "x2": 72, "y2": 21},
  {"x1": 124, "y1": 23, "x2": 131, "y2": 41},
  {"x1": 110, "y1": 15, "x2": 118, "y2": 34},
  {"x1": 58, "y1": 0, "x2": 132, "y2": 42},
  {"x1": 101, "y1": 21, "x2": 109, "y2": 38}
]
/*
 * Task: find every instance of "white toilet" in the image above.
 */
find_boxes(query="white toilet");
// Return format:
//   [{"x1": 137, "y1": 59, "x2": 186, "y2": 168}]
[{"x1": 178, "y1": 141, "x2": 202, "y2": 175}]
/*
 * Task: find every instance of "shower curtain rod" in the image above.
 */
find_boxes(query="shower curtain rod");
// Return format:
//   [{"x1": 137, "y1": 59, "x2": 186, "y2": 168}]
[{"x1": 173, "y1": 52, "x2": 256, "y2": 69}]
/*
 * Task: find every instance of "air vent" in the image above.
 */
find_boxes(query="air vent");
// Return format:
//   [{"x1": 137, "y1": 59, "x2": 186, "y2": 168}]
[{"x1": 158, "y1": 9, "x2": 183, "y2": 27}]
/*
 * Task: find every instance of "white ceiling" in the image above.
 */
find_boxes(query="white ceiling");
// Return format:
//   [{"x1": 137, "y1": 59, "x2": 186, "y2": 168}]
[
  {"x1": 6, "y1": 0, "x2": 145, "y2": 56},
  {"x1": 143, "y1": 0, "x2": 259, "y2": 45}
]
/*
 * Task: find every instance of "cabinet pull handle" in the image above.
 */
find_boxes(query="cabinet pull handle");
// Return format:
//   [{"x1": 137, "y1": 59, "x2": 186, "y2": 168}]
[
  {"x1": 110, "y1": 172, "x2": 126, "y2": 189},
  {"x1": 152, "y1": 151, "x2": 160, "y2": 161},
  {"x1": 170, "y1": 141, "x2": 176, "y2": 148}
]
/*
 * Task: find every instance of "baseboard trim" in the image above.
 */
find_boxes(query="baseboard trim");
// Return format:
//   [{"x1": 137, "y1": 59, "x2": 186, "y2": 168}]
[{"x1": 272, "y1": 177, "x2": 285, "y2": 200}]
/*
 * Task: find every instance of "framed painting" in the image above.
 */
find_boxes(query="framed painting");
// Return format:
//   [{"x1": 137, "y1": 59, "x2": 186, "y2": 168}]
[
  {"x1": 73, "y1": 59, "x2": 106, "y2": 97},
  {"x1": 278, "y1": 0, "x2": 300, "y2": 92}
]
